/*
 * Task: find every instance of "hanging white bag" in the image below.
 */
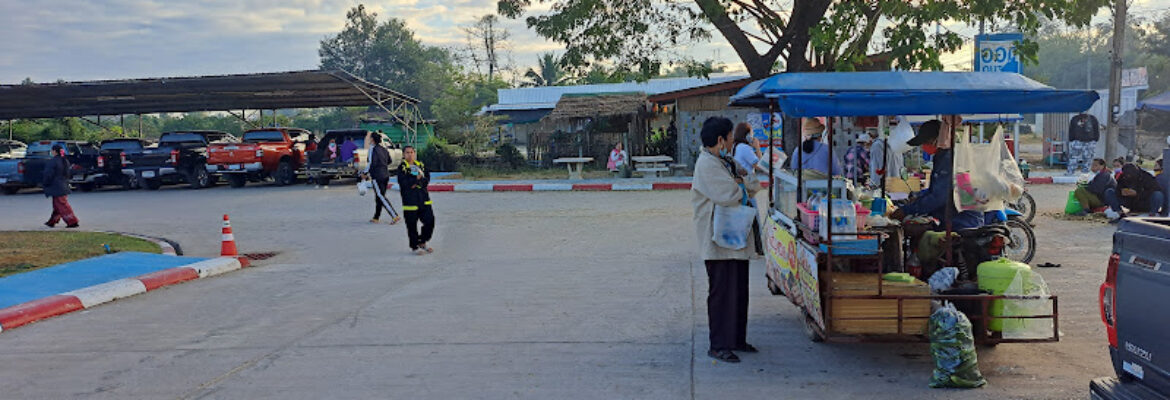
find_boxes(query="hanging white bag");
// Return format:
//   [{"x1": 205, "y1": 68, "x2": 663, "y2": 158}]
[
  {"x1": 888, "y1": 116, "x2": 915, "y2": 155},
  {"x1": 357, "y1": 179, "x2": 371, "y2": 196},
  {"x1": 712, "y1": 186, "x2": 758, "y2": 250}
]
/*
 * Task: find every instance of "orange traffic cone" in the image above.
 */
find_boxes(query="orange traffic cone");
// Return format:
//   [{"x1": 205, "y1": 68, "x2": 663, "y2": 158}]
[{"x1": 221, "y1": 214, "x2": 238, "y2": 257}]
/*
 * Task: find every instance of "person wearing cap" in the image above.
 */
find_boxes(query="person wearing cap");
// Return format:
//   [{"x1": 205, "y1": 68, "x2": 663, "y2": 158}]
[
  {"x1": 794, "y1": 118, "x2": 841, "y2": 177},
  {"x1": 842, "y1": 134, "x2": 871, "y2": 184},
  {"x1": 42, "y1": 144, "x2": 79, "y2": 228},
  {"x1": 890, "y1": 117, "x2": 984, "y2": 231}
]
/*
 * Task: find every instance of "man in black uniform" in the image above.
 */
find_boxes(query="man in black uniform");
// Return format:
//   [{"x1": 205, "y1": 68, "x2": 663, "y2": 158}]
[{"x1": 397, "y1": 146, "x2": 435, "y2": 255}]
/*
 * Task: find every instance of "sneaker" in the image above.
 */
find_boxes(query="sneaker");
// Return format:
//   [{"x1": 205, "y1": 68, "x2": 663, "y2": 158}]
[
  {"x1": 388, "y1": 216, "x2": 401, "y2": 225},
  {"x1": 370, "y1": 218, "x2": 380, "y2": 224},
  {"x1": 1105, "y1": 209, "x2": 1121, "y2": 221}
]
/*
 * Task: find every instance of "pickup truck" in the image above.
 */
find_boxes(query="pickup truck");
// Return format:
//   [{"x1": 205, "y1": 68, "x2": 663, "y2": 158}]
[
  {"x1": 124, "y1": 131, "x2": 238, "y2": 190},
  {"x1": 305, "y1": 129, "x2": 401, "y2": 185},
  {"x1": 0, "y1": 140, "x2": 26, "y2": 159},
  {"x1": 0, "y1": 140, "x2": 102, "y2": 194},
  {"x1": 207, "y1": 127, "x2": 310, "y2": 188},
  {"x1": 1091, "y1": 218, "x2": 1170, "y2": 399},
  {"x1": 98, "y1": 138, "x2": 153, "y2": 190}
]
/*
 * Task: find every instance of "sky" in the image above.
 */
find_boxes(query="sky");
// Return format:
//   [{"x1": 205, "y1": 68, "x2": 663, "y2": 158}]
[{"x1": 2, "y1": 0, "x2": 1170, "y2": 84}]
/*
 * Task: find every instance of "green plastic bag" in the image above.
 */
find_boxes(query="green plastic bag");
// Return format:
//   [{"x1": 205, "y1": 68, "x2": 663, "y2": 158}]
[{"x1": 1064, "y1": 190, "x2": 1083, "y2": 215}]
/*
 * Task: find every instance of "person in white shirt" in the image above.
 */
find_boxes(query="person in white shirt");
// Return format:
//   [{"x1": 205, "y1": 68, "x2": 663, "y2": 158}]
[{"x1": 607, "y1": 142, "x2": 628, "y2": 172}]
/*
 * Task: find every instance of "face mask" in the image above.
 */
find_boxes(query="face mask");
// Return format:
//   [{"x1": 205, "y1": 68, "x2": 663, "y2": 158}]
[{"x1": 921, "y1": 143, "x2": 937, "y2": 155}]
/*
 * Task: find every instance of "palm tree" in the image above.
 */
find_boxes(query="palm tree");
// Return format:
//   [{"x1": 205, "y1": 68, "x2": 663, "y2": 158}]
[{"x1": 522, "y1": 53, "x2": 566, "y2": 87}]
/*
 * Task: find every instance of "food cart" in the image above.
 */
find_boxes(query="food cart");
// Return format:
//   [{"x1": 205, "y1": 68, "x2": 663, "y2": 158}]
[{"x1": 728, "y1": 71, "x2": 1100, "y2": 344}]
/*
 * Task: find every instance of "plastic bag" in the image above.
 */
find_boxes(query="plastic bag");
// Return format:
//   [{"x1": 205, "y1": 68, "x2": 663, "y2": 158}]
[
  {"x1": 713, "y1": 203, "x2": 758, "y2": 250},
  {"x1": 1064, "y1": 190, "x2": 1084, "y2": 215},
  {"x1": 888, "y1": 117, "x2": 914, "y2": 155},
  {"x1": 953, "y1": 125, "x2": 1027, "y2": 212},
  {"x1": 929, "y1": 302, "x2": 988, "y2": 388},
  {"x1": 1002, "y1": 269, "x2": 1054, "y2": 340},
  {"x1": 928, "y1": 267, "x2": 959, "y2": 292},
  {"x1": 357, "y1": 179, "x2": 371, "y2": 196}
]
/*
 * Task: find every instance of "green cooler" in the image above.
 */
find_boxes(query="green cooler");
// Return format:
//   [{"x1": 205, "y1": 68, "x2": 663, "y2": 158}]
[{"x1": 976, "y1": 258, "x2": 1033, "y2": 332}]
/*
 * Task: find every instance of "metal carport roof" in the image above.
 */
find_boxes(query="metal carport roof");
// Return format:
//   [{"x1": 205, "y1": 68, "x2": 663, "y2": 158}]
[{"x1": 0, "y1": 70, "x2": 419, "y2": 120}]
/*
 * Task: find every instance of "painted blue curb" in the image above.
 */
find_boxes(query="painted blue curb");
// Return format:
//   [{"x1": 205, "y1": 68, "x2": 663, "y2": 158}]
[{"x1": 0, "y1": 252, "x2": 208, "y2": 310}]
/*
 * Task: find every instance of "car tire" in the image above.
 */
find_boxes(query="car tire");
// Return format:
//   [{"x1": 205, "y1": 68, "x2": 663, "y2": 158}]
[
  {"x1": 275, "y1": 161, "x2": 295, "y2": 186},
  {"x1": 2, "y1": 186, "x2": 18, "y2": 195},
  {"x1": 317, "y1": 176, "x2": 331, "y2": 186},
  {"x1": 144, "y1": 179, "x2": 162, "y2": 190},
  {"x1": 189, "y1": 165, "x2": 210, "y2": 189},
  {"x1": 78, "y1": 182, "x2": 95, "y2": 192},
  {"x1": 227, "y1": 174, "x2": 247, "y2": 188}
]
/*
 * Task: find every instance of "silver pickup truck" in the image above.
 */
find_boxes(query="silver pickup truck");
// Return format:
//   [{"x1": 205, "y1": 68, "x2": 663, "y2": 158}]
[{"x1": 1092, "y1": 218, "x2": 1170, "y2": 399}]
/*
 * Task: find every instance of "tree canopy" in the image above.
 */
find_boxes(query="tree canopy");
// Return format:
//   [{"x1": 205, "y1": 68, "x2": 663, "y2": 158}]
[{"x1": 500, "y1": 0, "x2": 1112, "y2": 78}]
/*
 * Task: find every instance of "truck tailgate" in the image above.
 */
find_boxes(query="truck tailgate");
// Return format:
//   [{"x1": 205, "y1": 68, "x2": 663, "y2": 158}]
[
  {"x1": 207, "y1": 144, "x2": 259, "y2": 165},
  {"x1": 127, "y1": 148, "x2": 173, "y2": 167},
  {"x1": 1091, "y1": 377, "x2": 1169, "y2": 400},
  {"x1": 0, "y1": 159, "x2": 21, "y2": 183},
  {"x1": 1114, "y1": 218, "x2": 1170, "y2": 394}
]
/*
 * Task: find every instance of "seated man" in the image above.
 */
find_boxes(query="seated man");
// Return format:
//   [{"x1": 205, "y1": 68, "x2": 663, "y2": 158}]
[
  {"x1": 1105, "y1": 163, "x2": 1165, "y2": 220},
  {"x1": 1072, "y1": 158, "x2": 1115, "y2": 215},
  {"x1": 339, "y1": 137, "x2": 358, "y2": 163},
  {"x1": 890, "y1": 117, "x2": 984, "y2": 231}
]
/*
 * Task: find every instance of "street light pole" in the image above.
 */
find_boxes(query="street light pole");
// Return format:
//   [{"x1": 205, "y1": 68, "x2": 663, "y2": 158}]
[{"x1": 1105, "y1": 0, "x2": 1127, "y2": 160}]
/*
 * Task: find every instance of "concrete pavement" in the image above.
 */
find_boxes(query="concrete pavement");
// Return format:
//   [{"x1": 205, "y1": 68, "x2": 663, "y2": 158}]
[{"x1": 0, "y1": 183, "x2": 1112, "y2": 399}]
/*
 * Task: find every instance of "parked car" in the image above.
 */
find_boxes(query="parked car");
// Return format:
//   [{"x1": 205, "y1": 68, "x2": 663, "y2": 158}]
[
  {"x1": 1091, "y1": 218, "x2": 1170, "y2": 399},
  {"x1": 123, "y1": 131, "x2": 238, "y2": 190},
  {"x1": 0, "y1": 140, "x2": 27, "y2": 159},
  {"x1": 305, "y1": 129, "x2": 401, "y2": 185},
  {"x1": 0, "y1": 140, "x2": 102, "y2": 194},
  {"x1": 98, "y1": 138, "x2": 153, "y2": 190},
  {"x1": 207, "y1": 127, "x2": 310, "y2": 188}
]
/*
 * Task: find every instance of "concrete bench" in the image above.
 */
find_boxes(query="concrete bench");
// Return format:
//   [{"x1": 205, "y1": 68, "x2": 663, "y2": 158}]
[
  {"x1": 633, "y1": 155, "x2": 673, "y2": 178},
  {"x1": 553, "y1": 157, "x2": 594, "y2": 180}
]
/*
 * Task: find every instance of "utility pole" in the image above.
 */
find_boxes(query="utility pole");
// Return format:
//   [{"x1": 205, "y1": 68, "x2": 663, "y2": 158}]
[{"x1": 1105, "y1": 0, "x2": 1127, "y2": 160}]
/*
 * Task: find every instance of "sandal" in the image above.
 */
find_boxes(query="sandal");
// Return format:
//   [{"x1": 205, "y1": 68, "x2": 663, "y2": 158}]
[
  {"x1": 370, "y1": 218, "x2": 380, "y2": 224},
  {"x1": 389, "y1": 216, "x2": 401, "y2": 225},
  {"x1": 414, "y1": 249, "x2": 428, "y2": 256},
  {"x1": 421, "y1": 243, "x2": 434, "y2": 253},
  {"x1": 707, "y1": 350, "x2": 740, "y2": 363},
  {"x1": 735, "y1": 343, "x2": 759, "y2": 353}
]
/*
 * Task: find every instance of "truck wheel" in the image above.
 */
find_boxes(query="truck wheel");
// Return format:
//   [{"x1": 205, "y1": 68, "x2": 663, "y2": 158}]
[
  {"x1": 2, "y1": 186, "x2": 18, "y2": 195},
  {"x1": 189, "y1": 165, "x2": 210, "y2": 189},
  {"x1": 275, "y1": 161, "x2": 295, "y2": 186},
  {"x1": 78, "y1": 183, "x2": 96, "y2": 192},
  {"x1": 144, "y1": 179, "x2": 162, "y2": 190},
  {"x1": 317, "y1": 176, "x2": 331, "y2": 186},
  {"x1": 121, "y1": 175, "x2": 138, "y2": 191},
  {"x1": 227, "y1": 174, "x2": 247, "y2": 188}
]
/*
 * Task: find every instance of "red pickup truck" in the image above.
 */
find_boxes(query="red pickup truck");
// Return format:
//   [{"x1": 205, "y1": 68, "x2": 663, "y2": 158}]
[{"x1": 207, "y1": 128, "x2": 311, "y2": 188}]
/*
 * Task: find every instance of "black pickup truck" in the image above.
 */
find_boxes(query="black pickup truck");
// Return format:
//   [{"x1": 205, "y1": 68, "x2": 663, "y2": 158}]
[
  {"x1": 98, "y1": 138, "x2": 153, "y2": 190},
  {"x1": 0, "y1": 140, "x2": 101, "y2": 194},
  {"x1": 1091, "y1": 218, "x2": 1170, "y2": 400},
  {"x1": 123, "y1": 131, "x2": 238, "y2": 190}
]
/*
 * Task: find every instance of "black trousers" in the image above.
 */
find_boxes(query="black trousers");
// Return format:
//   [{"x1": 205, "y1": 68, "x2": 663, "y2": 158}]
[
  {"x1": 372, "y1": 177, "x2": 392, "y2": 219},
  {"x1": 405, "y1": 204, "x2": 435, "y2": 250},
  {"x1": 705, "y1": 259, "x2": 750, "y2": 352}
]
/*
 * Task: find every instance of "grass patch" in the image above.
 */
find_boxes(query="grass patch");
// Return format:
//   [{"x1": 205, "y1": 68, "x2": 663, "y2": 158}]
[
  {"x1": 0, "y1": 231, "x2": 161, "y2": 277},
  {"x1": 458, "y1": 165, "x2": 613, "y2": 181}
]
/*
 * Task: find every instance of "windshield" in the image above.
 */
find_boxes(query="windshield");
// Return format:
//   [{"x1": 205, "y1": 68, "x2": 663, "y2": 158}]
[
  {"x1": 160, "y1": 133, "x2": 207, "y2": 144},
  {"x1": 243, "y1": 131, "x2": 286, "y2": 143},
  {"x1": 101, "y1": 141, "x2": 144, "y2": 151},
  {"x1": 27, "y1": 142, "x2": 61, "y2": 156}
]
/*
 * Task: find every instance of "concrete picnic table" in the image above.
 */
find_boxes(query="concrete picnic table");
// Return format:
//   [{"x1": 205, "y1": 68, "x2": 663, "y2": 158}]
[
  {"x1": 553, "y1": 157, "x2": 595, "y2": 180},
  {"x1": 632, "y1": 155, "x2": 673, "y2": 178}
]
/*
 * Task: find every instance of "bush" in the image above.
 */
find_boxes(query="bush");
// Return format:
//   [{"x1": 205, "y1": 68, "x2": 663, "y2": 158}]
[
  {"x1": 495, "y1": 143, "x2": 525, "y2": 169},
  {"x1": 419, "y1": 136, "x2": 460, "y2": 172}
]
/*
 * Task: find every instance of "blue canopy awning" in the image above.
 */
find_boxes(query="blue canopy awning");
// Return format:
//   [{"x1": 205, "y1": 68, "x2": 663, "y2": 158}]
[
  {"x1": 1138, "y1": 91, "x2": 1170, "y2": 112},
  {"x1": 729, "y1": 71, "x2": 1100, "y2": 117}
]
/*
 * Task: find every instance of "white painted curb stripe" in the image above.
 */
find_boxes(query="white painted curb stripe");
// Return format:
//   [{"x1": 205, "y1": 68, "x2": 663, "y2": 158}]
[
  {"x1": 612, "y1": 183, "x2": 653, "y2": 191},
  {"x1": 63, "y1": 278, "x2": 147, "y2": 308},
  {"x1": 533, "y1": 183, "x2": 573, "y2": 191},
  {"x1": 188, "y1": 257, "x2": 243, "y2": 278},
  {"x1": 454, "y1": 183, "x2": 494, "y2": 192}
]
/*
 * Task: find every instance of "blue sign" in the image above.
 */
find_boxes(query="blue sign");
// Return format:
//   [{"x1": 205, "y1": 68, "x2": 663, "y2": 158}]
[{"x1": 975, "y1": 33, "x2": 1023, "y2": 74}]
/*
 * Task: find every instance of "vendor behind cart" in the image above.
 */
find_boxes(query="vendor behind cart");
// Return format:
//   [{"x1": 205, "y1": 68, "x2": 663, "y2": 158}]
[
  {"x1": 793, "y1": 118, "x2": 841, "y2": 178},
  {"x1": 889, "y1": 117, "x2": 985, "y2": 231}
]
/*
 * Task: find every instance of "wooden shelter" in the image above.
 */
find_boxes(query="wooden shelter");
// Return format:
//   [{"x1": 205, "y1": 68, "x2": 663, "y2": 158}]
[{"x1": 529, "y1": 93, "x2": 651, "y2": 164}]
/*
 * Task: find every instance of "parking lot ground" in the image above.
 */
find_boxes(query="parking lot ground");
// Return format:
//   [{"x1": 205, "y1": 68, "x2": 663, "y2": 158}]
[{"x1": 0, "y1": 182, "x2": 1114, "y2": 399}]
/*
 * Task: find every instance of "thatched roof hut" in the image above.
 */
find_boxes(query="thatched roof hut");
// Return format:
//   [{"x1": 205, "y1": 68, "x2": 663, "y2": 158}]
[{"x1": 541, "y1": 92, "x2": 648, "y2": 121}]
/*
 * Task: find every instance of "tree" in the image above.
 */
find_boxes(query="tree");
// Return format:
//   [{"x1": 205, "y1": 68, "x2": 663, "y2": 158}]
[
  {"x1": 500, "y1": 0, "x2": 1111, "y2": 78},
  {"x1": 319, "y1": 4, "x2": 455, "y2": 116},
  {"x1": 522, "y1": 53, "x2": 568, "y2": 87},
  {"x1": 463, "y1": 15, "x2": 512, "y2": 81},
  {"x1": 431, "y1": 73, "x2": 510, "y2": 154}
]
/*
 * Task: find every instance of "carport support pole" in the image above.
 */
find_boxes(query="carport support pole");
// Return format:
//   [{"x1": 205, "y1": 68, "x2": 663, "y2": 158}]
[
  {"x1": 120, "y1": 115, "x2": 125, "y2": 137},
  {"x1": 138, "y1": 114, "x2": 143, "y2": 138},
  {"x1": 7, "y1": 120, "x2": 12, "y2": 140},
  {"x1": 767, "y1": 100, "x2": 775, "y2": 206}
]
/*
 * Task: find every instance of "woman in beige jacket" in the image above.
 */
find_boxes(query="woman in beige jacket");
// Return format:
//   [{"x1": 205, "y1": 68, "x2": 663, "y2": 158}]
[{"x1": 692, "y1": 117, "x2": 763, "y2": 363}]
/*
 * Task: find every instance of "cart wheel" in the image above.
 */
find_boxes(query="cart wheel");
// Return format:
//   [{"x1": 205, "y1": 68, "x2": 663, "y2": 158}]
[
  {"x1": 766, "y1": 277, "x2": 783, "y2": 296},
  {"x1": 803, "y1": 312, "x2": 825, "y2": 343}
]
